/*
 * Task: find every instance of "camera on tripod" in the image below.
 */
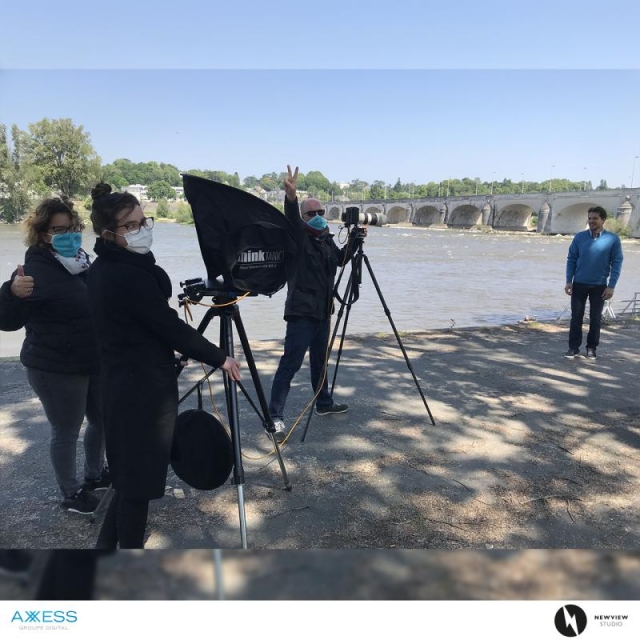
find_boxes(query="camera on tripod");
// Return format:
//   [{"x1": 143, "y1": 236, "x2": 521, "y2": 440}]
[{"x1": 341, "y1": 206, "x2": 387, "y2": 227}]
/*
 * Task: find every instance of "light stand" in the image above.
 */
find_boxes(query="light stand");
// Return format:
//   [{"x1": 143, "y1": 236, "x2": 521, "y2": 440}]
[{"x1": 177, "y1": 279, "x2": 291, "y2": 548}]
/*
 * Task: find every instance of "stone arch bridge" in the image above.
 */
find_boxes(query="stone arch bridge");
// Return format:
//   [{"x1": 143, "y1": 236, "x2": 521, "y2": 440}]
[{"x1": 326, "y1": 189, "x2": 640, "y2": 237}]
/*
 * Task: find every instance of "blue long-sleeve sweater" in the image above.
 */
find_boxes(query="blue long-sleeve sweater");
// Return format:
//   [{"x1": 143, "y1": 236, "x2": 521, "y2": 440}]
[{"x1": 565, "y1": 229, "x2": 623, "y2": 288}]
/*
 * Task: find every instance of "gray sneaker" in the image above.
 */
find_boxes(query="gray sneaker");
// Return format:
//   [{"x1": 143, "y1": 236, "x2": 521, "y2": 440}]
[
  {"x1": 585, "y1": 348, "x2": 597, "y2": 361},
  {"x1": 315, "y1": 403, "x2": 349, "y2": 416},
  {"x1": 61, "y1": 488, "x2": 100, "y2": 515},
  {"x1": 271, "y1": 419, "x2": 286, "y2": 443},
  {"x1": 564, "y1": 349, "x2": 580, "y2": 359}
]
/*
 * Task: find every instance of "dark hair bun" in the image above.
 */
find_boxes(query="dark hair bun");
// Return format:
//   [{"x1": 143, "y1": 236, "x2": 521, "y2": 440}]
[{"x1": 91, "y1": 182, "x2": 112, "y2": 200}]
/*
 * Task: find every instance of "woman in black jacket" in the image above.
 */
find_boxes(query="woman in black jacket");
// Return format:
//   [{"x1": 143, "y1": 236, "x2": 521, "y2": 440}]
[
  {"x1": 0, "y1": 198, "x2": 107, "y2": 514},
  {"x1": 87, "y1": 183, "x2": 241, "y2": 549}
]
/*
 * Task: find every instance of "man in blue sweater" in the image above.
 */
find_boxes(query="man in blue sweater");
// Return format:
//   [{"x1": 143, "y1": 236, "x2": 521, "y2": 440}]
[{"x1": 564, "y1": 206, "x2": 623, "y2": 360}]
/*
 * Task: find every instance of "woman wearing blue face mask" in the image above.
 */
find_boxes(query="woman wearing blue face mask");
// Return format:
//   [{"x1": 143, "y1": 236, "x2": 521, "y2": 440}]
[{"x1": 0, "y1": 197, "x2": 108, "y2": 515}]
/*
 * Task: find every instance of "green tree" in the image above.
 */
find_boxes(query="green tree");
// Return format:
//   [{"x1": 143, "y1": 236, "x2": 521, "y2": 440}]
[
  {"x1": 370, "y1": 180, "x2": 386, "y2": 199},
  {"x1": 596, "y1": 179, "x2": 608, "y2": 190},
  {"x1": 147, "y1": 180, "x2": 176, "y2": 201},
  {"x1": 304, "y1": 170, "x2": 331, "y2": 194},
  {"x1": 259, "y1": 172, "x2": 279, "y2": 191},
  {"x1": 329, "y1": 181, "x2": 343, "y2": 198},
  {"x1": 184, "y1": 169, "x2": 209, "y2": 179},
  {"x1": 24, "y1": 118, "x2": 101, "y2": 197},
  {"x1": 243, "y1": 175, "x2": 259, "y2": 188},
  {"x1": 0, "y1": 124, "x2": 33, "y2": 222},
  {"x1": 173, "y1": 202, "x2": 194, "y2": 224},
  {"x1": 156, "y1": 198, "x2": 170, "y2": 219}
]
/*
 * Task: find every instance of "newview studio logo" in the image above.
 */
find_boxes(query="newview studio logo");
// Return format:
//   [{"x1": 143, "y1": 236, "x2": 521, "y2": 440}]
[{"x1": 554, "y1": 605, "x2": 587, "y2": 637}]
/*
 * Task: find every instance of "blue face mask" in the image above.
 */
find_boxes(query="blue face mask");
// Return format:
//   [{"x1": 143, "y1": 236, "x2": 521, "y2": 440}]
[
  {"x1": 306, "y1": 215, "x2": 328, "y2": 231},
  {"x1": 51, "y1": 232, "x2": 82, "y2": 258}
]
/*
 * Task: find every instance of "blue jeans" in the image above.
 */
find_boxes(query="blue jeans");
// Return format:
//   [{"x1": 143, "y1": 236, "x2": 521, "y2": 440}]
[
  {"x1": 569, "y1": 282, "x2": 606, "y2": 350},
  {"x1": 269, "y1": 316, "x2": 333, "y2": 420},
  {"x1": 27, "y1": 369, "x2": 105, "y2": 498}
]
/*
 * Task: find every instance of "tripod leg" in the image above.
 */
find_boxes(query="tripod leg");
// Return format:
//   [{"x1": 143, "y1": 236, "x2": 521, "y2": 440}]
[
  {"x1": 220, "y1": 313, "x2": 248, "y2": 549},
  {"x1": 361, "y1": 253, "x2": 436, "y2": 426},
  {"x1": 300, "y1": 271, "x2": 355, "y2": 443},
  {"x1": 232, "y1": 307, "x2": 291, "y2": 491},
  {"x1": 329, "y1": 280, "x2": 356, "y2": 396}
]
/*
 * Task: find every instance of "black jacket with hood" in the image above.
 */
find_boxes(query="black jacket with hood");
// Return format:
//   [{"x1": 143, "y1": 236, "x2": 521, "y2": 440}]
[{"x1": 0, "y1": 245, "x2": 99, "y2": 374}]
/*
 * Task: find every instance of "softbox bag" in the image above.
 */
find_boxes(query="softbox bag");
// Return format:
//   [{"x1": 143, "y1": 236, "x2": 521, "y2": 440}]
[{"x1": 170, "y1": 409, "x2": 234, "y2": 491}]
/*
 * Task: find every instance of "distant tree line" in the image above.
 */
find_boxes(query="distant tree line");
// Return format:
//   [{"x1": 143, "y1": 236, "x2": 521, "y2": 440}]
[{"x1": 0, "y1": 117, "x2": 621, "y2": 223}]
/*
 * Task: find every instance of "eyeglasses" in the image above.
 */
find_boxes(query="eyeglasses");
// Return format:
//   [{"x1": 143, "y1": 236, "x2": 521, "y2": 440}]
[
  {"x1": 305, "y1": 209, "x2": 325, "y2": 217},
  {"x1": 47, "y1": 225, "x2": 80, "y2": 235},
  {"x1": 115, "y1": 217, "x2": 154, "y2": 234}
]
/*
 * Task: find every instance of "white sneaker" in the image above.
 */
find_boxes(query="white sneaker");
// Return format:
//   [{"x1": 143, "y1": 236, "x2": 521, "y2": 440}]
[{"x1": 272, "y1": 419, "x2": 286, "y2": 443}]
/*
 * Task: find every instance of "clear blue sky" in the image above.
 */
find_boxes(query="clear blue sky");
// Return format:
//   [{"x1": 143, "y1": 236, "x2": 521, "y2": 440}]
[
  {"x1": 1, "y1": 0, "x2": 639, "y2": 69},
  {"x1": 1, "y1": 1, "x2": 639, "y2": 187}
]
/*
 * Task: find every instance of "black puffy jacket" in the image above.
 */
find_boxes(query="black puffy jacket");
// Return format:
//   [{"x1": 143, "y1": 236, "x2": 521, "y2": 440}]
[
  {"x1": 0, "y1": 246, "x2": 99, "y2": 374},
  {"x1": 283, "y1": 198, "x2": 354, "y2": 321}
]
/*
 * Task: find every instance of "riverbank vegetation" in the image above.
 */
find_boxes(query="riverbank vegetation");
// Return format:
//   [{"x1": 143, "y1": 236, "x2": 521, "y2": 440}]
[{"x1": 0, "y1": 117, "x2": 632, "y2": 224}]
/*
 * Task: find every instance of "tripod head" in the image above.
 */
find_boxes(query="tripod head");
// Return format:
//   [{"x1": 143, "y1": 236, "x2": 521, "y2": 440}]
[{"x1": 178, "y1": 277, "x2": 258, "y2": 305}]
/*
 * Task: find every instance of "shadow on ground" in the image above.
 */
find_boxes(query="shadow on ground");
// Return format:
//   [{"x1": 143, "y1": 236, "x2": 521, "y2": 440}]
[
  {"x1": 1, "y1": 318, "x2": 639, "y2": 549},
  {"x1": 2, "y1": 550, "x2": 640, "y2": 600}
]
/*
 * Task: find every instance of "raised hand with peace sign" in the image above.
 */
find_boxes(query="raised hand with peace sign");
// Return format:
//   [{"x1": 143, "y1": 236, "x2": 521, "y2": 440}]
[{"x1": 284, "y1": 165, "x2": 299, "y2": 202}]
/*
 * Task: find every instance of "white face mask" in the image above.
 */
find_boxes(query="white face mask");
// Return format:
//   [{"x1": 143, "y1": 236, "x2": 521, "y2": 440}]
[{"x1": 123, "y1": 225, "x2": 153, "y2": 254}]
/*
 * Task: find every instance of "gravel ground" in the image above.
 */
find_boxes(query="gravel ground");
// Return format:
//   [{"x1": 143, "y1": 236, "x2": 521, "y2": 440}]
[{"x1": 1, "y1": 318, "x2": 639, "y2": 550}]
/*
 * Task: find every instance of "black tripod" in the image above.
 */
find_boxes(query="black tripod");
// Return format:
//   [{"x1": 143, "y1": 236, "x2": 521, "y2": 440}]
[
  {"x1": 177, "y1": 279, "x2": 291, "y2": 548},
  {"x1": 300, "y1": 225, "x2": 436, "y2": 441}
]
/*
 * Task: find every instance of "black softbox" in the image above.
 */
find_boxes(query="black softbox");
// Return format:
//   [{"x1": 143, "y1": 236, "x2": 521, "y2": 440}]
[{"x1": 182, "y1": 174, "x2": 297, "y2": 296}]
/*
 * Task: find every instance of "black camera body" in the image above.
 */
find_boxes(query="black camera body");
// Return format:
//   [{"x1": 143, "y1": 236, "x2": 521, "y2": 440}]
[{"x1": 341, "y1": 206, "x2": 387, "y2": 227}]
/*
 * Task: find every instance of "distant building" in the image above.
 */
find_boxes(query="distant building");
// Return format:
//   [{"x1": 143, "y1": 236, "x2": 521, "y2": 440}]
[{"x1": 125, "y1": 184, "x2": 148, "y2": 201}]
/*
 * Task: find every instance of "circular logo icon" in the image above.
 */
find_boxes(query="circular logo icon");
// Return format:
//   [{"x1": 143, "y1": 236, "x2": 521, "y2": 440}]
[{"x1": 555, "y1": 605, "x2": 588, "y2": 637}]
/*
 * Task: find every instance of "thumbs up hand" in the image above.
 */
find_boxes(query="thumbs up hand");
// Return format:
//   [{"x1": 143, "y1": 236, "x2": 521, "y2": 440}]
[{"x1": 10, "y1": 265, "x2": 35, "y2": 299}]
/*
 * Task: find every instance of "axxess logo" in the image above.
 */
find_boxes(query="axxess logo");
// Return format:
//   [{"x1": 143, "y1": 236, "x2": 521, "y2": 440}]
[
  {"x1": 11, "y1": 610, "x2": 78, "y2": 623},
  {"x1": 554, "y1": 605, "x2": 587, "y2": 637},
  {"x1": 237, "y1": 249, "x2": 284, "y2": 266}
]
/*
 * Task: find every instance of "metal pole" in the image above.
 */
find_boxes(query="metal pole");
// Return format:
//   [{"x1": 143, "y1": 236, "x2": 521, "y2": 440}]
[
  {"x1": 521, "y1": 173, "x2": 524, "y2": 194},
  {"x1": 631, "y1": 156, "x2": 638, "y2": 189},
  {"x1": 549, "y1": 164, "x2": 555, "y2": 192}
]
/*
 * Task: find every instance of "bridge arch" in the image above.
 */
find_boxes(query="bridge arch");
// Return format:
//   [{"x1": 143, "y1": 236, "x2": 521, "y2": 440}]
[
  {"x1": 386, "y1": 205, "x2": 409, "y2": 224},
  {"x1": 327, "y1": 205, "x2": 342, "y2": 220},
  {"x1": 448, "y1": 204, "x2": 482, "y2": 228},
  {"x1": 494, "y1": 204, "x2": 536, "y2": 230},
  {"x1": 363, "y1": 205, "x2": 384, "y2": 215},
  {"x1": 552, "y1": 202, "x2": 597, "y2": 234},
  {"x1": 413, "y1": 205, "x2": 442, "y2": 226}
]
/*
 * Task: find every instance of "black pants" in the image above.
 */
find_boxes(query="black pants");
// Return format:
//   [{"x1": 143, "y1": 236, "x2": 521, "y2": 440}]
[
  {"x1": 268, "y1": 316, "x2": 333, "y2": 420},
  {"x1": 96, "y1": 490, "x2": 150, "y2": 549},
  {"x1": 569, "y1": 282, "x2": 606, "y2": 350},
  {"x1": 34, "y1": 551, "x2": 98, "y2": 600}
]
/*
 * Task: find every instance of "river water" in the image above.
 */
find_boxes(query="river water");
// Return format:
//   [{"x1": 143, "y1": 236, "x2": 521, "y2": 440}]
[{"x1": 1, "y1": 222, "x2": 638, "y2": 358}]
